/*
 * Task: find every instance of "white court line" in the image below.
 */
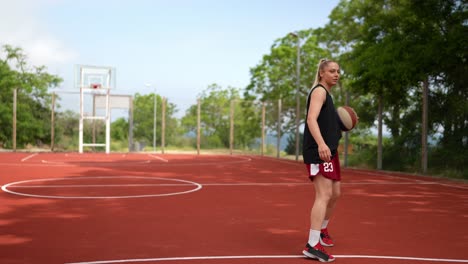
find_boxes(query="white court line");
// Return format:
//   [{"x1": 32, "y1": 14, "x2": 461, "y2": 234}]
[
  {"x1": 4, "y1": 182, "x2": 309, "y2": 189},
  {"x1": 352, "y1": 169, "x2": 429, "y2": 183},
  {"x1": 252, "y1": 155, "x2": 300, "y2": 166},
  {"x1": 65, "y1": 254, "x2": 468, "y2": 264},
  {"x1": 7, "y1": 181, "x2": 439, "y2": 189},
  {"x1": 433, "y1": 182, "x2": 468, "y2": 190},
  {"x1": 250, "y1": 157, "x2": 468, "y2": 189},
  {"x1": 352, "y1": 169, "x2": 468, "y2": 190},
  {"x1": 8, "y1": 184, "x2": 204, "y2": 188},
  {"x1": 0, "y1": 158, "x2": 249, "y2": 167},
  {"x1": 168, "y1": 158, "x2": 252, "y2": 166},
  {"x1": 0, "y1": 162, "x2": 70, "y2": 167},
  {"x1": 21, "y1": 153, "x2": 38, "y2": 162},
  {"x1": 338, "y1": 255, "x2": 468, "y2": 262},
  {"x1": 148, "y1": 154, "x2": 169, "y2": 163},
  {"x1": 1, "y1": 176, "x2": 202, "y2": 199},
  {"x1": 201, "y1": 182, "x2": 437, "y2": 186},
  {"x1": 0, "y1": 155, "x2": 252, "y2": 167},
  {"x1": 41, "y1": 160, "x2": 151, "y2": 165}
]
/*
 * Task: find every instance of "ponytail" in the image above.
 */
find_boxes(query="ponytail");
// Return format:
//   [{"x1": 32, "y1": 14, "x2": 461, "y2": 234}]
[{"x1": 311, "y1": 58, "x2": 334, "y2": 88}]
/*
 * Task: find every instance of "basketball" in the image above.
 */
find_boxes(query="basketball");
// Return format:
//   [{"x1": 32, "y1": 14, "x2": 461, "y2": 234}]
[{"x1": 337, "y1": 106, "x2": 358, "y2": 131}]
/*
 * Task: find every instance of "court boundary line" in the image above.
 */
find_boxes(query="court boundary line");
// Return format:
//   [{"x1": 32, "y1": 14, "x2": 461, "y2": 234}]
[
  {"x1": 0, "y1": 154, "x2": 252, "y2": 167},
  {"x1": 148, "y1": 154, "x2": 169, "y2": 162},
  {"x1": 1, "y1": 176, "x2": 202, "y2": 199},
  {"x1": 252, "y1": 156, "x2": 468, "y2": 190},
  {"x1": 348, "y1": 169, "x2": 468, "y2": 190},
  {"x1": 3, "y1": 181, "x2": 440, "y2": 189},
  {"x1": 40, "y1": 159, "x2": 152, "y2": 165},
  {"x1": 65, "y1": 254, "x2": 468, "y2": 264},
  {"x1": 21, "y1": 153, "x2": 38, "y2": 162}
]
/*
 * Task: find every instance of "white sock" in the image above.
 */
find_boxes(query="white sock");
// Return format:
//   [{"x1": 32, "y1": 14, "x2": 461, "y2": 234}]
[
  {"x1": 308, "y1": 229, "x2": 321, "y2": 246},
  {"x1": 321, "y1": 219, "x2": 329, "y2": 230}
]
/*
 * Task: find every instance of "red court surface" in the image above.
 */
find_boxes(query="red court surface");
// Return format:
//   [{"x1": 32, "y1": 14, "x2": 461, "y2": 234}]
[{"x1": 0, "y1": 152, "x2": 467, "y2": 264}]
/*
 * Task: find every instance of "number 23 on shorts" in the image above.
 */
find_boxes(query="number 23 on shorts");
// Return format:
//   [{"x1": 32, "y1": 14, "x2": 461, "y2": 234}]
[
  {"x1": 323, "y1": 162, "x2": 334, "y2": 172},
  {"x1": 316, "y1": 155, "x2": 341, "y2": 181}
]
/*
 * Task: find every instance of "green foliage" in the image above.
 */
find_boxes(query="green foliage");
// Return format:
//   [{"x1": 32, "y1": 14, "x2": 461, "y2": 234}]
[
  {"x1": 284, "y1": 132, "x2": 303, "y2": 155},
  {"x1": 314, "y1": 0, "x2": 467, "y2": 177},
  {"x1": 51, "y1": 110, "x2": 78, "y2": 150},
  {"x1": 111, "y1": 117, "x2": 128, "y2": 141},
  {"x1": 0, "y1": 44, "x2": 62, "y2": 148},
  {"x1": 133, "y1": 93, "x2": 156, "y2": 146},
  {"x1": 0, "y1": 61, "x2": 15, "y2": 146},
  {"x1": 181, "y1": 84, "x2": 261, "y2": 149},
  {"x1": 245, "y1": 30, "x2": 332, "y2": 133},
  {"x1": 233, "y1": 100, "x2": 263, "y2": 149},
  {"x1": 132, "y1": 93, "x2": 178, "y2": 147}
]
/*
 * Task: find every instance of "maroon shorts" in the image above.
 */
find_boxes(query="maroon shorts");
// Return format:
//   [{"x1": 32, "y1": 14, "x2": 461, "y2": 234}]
[{"x1": 305, "y1": 154, "x2": 341, "y2": 181}]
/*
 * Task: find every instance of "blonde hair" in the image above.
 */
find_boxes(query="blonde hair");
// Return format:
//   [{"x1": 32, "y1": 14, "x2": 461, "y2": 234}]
[{"x1": 311, "y1": 58, "x2": 336, "y2": 88}]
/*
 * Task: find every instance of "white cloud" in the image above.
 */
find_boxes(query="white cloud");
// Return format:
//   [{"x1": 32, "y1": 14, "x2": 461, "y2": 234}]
[
  {"x1": 27, "y1": 38, "x2": 77, "y2": 65},
  {"x1": 0, "y1": 0, "x2": 77, "y2": 68}
]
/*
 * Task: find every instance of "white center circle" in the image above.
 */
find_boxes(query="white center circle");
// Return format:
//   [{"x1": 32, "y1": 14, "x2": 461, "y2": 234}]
[{"x1": 1, "y1": 176, "x2": 202, "y2": 199}]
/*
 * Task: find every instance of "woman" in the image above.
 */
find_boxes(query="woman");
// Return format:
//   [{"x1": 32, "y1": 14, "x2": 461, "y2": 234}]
[{"x1": 302, "y1": 59, "x2": 342, "y2": 262}]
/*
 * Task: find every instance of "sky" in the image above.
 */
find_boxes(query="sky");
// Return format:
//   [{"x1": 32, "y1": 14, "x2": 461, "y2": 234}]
[{"x1": 0, "y1": 0, "x2": 340, "y2": 117}]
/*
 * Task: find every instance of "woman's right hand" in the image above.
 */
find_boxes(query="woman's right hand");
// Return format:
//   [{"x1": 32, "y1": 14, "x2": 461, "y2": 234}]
[{"x1": 318, "y1": 143, "x2": 331, "y2": 162}]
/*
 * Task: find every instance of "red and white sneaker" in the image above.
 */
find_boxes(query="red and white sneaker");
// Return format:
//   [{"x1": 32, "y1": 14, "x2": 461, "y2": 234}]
[
  {"x1": 320, "y1": 228, "x2": 334, "y2": 247},
  {"x1": 303, "y1": 242, "x2": 335, "y2": 262}
]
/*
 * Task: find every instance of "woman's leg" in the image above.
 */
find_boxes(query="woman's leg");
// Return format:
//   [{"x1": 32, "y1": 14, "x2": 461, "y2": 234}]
[
  {"x1": 319, "y1": 180, "x2": 341, "y2": 246},
  {"x1": 310, "y1": 174, "x2": 333, "y2": 230},
  {"x1": 303, "y1": 174, "x2": 336, "y2": 262},
  {"x1": 324, "y1": 181, "x2": 341, "y2": 220}
]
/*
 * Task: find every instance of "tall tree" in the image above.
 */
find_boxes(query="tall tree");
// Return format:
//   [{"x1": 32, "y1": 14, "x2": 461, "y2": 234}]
[
  {"x1": 408, "y1": 0, "x2": 468, "y2": 173},
  {"x1": 132, "y1": 93, "x2": 177, "y2": 149},
  {"x1": 182, "y1": 84, "x2": 260, "y2": 149},
  {"x1": 0, "y1": 44, "x2": 62, "y2": 148},
  {"x1": 318, "y1": 0, "x2": 467, "y2": 174},
  {"x1": 245, "y1": 30, "x2": 332, "y2": 133}
]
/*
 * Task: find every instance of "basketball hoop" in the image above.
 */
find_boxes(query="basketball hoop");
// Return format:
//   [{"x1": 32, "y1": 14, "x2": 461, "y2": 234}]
[
  {"x1": 91, "y1": 83, "x2": 101, "y2": 89},
  {"x1": 76, "y1": 65, "x2": 116, "y2": 154}
]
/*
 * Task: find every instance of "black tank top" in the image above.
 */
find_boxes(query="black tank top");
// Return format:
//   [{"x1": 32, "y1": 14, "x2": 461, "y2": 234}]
[{"x1": 302, "y1": 84, "x2": 342, "y2": 164}]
